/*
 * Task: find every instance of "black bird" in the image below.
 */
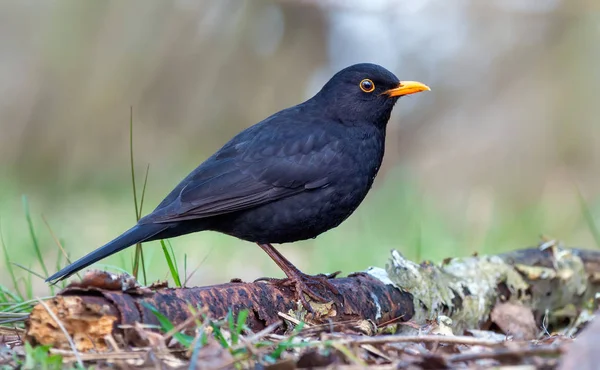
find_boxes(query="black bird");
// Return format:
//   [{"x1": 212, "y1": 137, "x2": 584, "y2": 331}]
[{"x1": 46, "y1": 63, "x2": 429, "y2": 307}]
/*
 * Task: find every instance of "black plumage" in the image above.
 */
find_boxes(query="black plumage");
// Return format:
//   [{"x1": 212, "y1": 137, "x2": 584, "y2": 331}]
[{"x1": 46, "y1": 63, "x2": 429, "y2": 307}]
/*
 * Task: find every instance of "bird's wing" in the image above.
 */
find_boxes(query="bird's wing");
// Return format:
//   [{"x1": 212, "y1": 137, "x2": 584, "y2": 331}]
[{"x1": 151, "y1": 121, "x2": 344, "y2": 222}]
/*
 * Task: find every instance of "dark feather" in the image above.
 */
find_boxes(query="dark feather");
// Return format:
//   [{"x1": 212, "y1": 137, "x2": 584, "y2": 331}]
[{"x1": 147, "y1": 111, "x2": 344, "y2": 222}]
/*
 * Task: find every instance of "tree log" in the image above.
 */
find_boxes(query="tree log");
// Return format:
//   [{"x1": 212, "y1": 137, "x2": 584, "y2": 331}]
[{"x1": 26, "y1": 244, "x2": 600, "y2": 352}]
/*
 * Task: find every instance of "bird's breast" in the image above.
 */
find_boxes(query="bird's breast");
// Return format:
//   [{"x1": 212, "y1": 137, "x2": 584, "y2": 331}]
[
  {"x1": 216, "y1": 127, "x2": 385, "y2": 244},
  {"x1": 330, "y1": 133, "x2": 384, "y2": 206},
  {"x1": 206, "y1": 123, "x2": 386, "y2": 244}
]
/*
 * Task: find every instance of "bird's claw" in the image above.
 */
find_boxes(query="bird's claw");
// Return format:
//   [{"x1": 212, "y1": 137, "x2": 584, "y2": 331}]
[{"x1": 255, "y1": 271, "x2": 341, "y2": 312}]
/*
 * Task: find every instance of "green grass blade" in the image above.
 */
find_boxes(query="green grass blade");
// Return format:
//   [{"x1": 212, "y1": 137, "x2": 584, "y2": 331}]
[
  {"x1": 24, "y1": 272, "x2": 33, "y2": 300},
  {"x1": 236, "y1": 309, "x2": 249, "y2": 334},
  {"x1": 184, "y1": 254, "x2": 188, "y2": 287},
  {"x1": 22, "y1": 196, "x2": 52, "y2": 296},
  {"x1": 2, "y1": 296, "x2": 50, "y2": 313},
  {"x1": 139, "y1": 163, "x2": 150, "y2": 216},
  {"x1": 268, "y1": 321, "x2": 305, "y2": 360},
  {"x1": 0, "y1": 220, "x2": 23, "y2": 300},
  {"x1": 227, "y1": 309, "x2": 236, "y2": 343},
  {"x1": 167, "y1": 240, "x2": 180, "y2": 281},
  {"x1": 129, "y1": 106, "x2": 140, "y2": 222},
  {"x1": 577, "y1": 187, "x2": 600, "y2": 249},
  {"x1": 137, "y1": 164, "x2": 151, "y2": 285},
  {"x1": 209, "y1": 321, "x2": 230, "y2": 349},
  {"x1": 0, "y1": 290, "x2": 8, "y2": 304},
  {"x1": 141, "y1": 302, "x2": 193, "y2": 347},
  {"x1": 160, "y1": 240, "x2": 182, "y2": 287},
  {"x1": 129, "y1": 106, "x2": 147, "y2": 283},
  {"x1": 129, "y1": 107, "x2": 150, "y2": 284},
  {"x1": 232, "y1": 309, "x2": 249, "y2": 345},
  {"x1": 138, "y1": 247, "x2": 147, "y2": 285},
  {"x1": 0, "y1": 284, "x2": 23, "y2": 304},
  {"x1": 12, "y1": 263, "x2": 45, "y2": 280}
]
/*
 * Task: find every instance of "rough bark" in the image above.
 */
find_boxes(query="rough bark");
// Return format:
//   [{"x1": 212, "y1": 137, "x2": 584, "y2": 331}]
[{"x1": 26, "y1": 245, "x2": 600, "y2": 352}]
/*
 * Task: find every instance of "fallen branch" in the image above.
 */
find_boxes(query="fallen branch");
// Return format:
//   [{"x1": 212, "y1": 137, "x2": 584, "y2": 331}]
[{"x1": 26, "y1": 244, "x2": 600, "y2": 352}]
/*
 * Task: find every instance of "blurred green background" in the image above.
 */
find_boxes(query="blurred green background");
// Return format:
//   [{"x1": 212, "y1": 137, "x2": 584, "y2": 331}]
[{"x1": 1, "y1": 0, "x2": 599, "y2": 295}]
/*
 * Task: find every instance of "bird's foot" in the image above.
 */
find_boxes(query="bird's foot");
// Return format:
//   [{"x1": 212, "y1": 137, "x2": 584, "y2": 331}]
[{"x1": 255, "y1": 271, "x2": 341, "y2": 311}]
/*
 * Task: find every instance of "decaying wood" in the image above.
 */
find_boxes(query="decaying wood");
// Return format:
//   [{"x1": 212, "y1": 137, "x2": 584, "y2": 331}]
[
  {"x1": 27, "y1": 272, "x2": 412, "y2": 352},
  {"x1": 26, "y1": 244, "x2": 600, "y2": 352}
]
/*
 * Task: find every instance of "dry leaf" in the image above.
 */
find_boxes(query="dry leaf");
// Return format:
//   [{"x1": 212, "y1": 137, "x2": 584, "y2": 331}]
[
  {"x1": 491, "y1": 302, "x2": 538, "y2": 340},
  {"x1": 190, "y1": 338, "x2": 235, "y2": 370}
]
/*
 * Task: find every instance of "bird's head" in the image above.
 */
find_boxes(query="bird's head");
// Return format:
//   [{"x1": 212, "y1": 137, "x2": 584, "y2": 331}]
[{"x1": 313, "y1": 63, "x2": 430, "y2": 127}]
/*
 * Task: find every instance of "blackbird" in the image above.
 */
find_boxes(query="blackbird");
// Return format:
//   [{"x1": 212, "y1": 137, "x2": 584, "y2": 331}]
[{"x1": 46, "y1": 63, "x2": 430, "y2": 307}]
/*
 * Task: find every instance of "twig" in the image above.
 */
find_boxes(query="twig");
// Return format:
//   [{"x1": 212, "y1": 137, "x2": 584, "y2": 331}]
[
  {"x1": 376, "y1": 315, "x2": 406, "y2": 328},
  {"x1": 278, "y1": 312, "x2": 311, "y2": 327},
  {"x1": 360, "y1": 344, "x2": 393, "y2": 362},
  {"x1": 104, "y1": 334, "x2": 122, "y2": 352},
  {"x1": 448, "y1": 344, "x2": 563, "y2": 363},
  {"x1": 238, "y1": 335, "x2": 259, "y2": 357},
  {"x1": 37, "y1": 298, "x2": 84, "y2": 368},
  {"x1": 301, "y1": 319, "x2": 368, "y2": 335},
  {"x1": 332, "y1": 342, "x2": 367, "y2": 367},
  {"x1": 0, "y1": 326, "x2": 25, "y2": 335},
  {"x1": 333, "y1": 334, "x2": 506, "y2": 347},
  {"x1": 237, "y1": 321, "x2": 281, "y2": 345},
  {"x1": 50, "y1": 349, "x2": 147, "y2": 362}
]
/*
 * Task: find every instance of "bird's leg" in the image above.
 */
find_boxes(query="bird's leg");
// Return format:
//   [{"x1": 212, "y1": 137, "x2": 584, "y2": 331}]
[{"x1": 255, "y1": 243, "x2": 340, "y2": 309}]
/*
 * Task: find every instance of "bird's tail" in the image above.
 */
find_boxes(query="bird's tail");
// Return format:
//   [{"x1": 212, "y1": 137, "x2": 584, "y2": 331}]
[{"x1": 45, "y1": 223, "x2": 168, "y2": 283}]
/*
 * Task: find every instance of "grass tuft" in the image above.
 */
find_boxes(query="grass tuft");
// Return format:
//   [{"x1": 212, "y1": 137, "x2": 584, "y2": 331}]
[
  {"x1": 0, "y1": 220, "x2": 23, "y2": 301},
  {"x1": 22, "y1": 195, "x2": 53, "y2": 296},
  {"x1": 129, "y1": 106, "x2": 147, "y2": 284}
]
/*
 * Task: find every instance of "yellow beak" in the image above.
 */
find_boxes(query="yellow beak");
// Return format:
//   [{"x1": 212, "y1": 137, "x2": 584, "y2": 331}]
[{"x1": 384, "y1": 81, "x2": 431, "y2": 97}]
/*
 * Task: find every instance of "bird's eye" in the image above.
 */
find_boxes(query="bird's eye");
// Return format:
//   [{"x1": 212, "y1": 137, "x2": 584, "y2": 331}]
[{"x1": 359, "y1": 79, "x2": 375, "y2": 93}]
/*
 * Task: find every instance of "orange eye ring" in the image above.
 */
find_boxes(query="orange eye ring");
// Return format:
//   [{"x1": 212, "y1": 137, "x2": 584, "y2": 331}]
[{"x1": 359, "y1": 79, "x2": 375, "y2": 93}]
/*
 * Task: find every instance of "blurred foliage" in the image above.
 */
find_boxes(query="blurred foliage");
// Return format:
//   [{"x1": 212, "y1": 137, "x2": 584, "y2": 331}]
[{"x1": 0, "y1": 0, "x2": 599, "y2": 294}]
